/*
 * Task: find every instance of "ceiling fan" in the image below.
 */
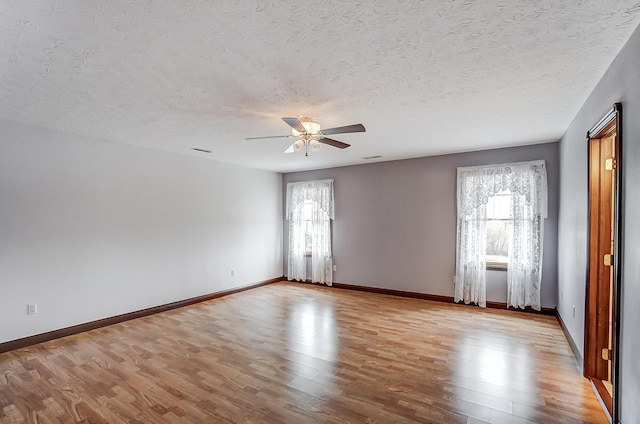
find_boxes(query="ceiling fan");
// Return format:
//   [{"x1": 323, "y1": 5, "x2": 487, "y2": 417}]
[{"x1": 245, "y1": 117, "x2": 366, "y2": 156}]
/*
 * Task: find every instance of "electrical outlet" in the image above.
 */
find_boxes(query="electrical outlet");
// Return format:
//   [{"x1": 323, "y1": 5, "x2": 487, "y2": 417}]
[
  {"x1": 231, "y1": 269, "x2": 235, "y2": 277},
  {"x1": 332, "y1": 265, "x2": 337, "y2": 272},
  {"x1": 27, "y1": 304, "x2": 38, "y2": 315}
]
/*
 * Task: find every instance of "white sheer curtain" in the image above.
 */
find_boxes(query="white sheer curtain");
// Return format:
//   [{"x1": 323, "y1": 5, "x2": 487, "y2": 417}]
[
  {"x1": 287, "y1": 199, "x2": 307, "y2": 282},
  {"x1": 286, "y1": 179, "x2": 334, "y2": 285},
  {"x1": 506, "y1": 162, "x2": 547, "y2": 310},
  {"x1": 455, "y1": 194, "x2": 488, "y2": 307},
  {"x1": 455, "y1": 160, "x2": 547, "y2": 310}
]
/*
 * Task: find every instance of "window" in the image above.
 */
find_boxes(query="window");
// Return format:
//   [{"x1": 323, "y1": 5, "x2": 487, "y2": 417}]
[
  {"x1": 485, "y1": 190, "x2": 511, "y2": 269},
  {"x1": 454, "y1": 160, "x2": 547, "y2": 310},
  {"x1": 286, "y1": 180, "x2": 334, "y2": 285}
]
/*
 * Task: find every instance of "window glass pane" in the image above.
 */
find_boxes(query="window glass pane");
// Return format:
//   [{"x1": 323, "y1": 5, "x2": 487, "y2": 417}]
[
  {"x1": 486, "y1": 220, "x2": 510, "y2": 263},
  {"x1": 486, "y1": 192, "x2": 511, "y2": 220},
  {"x1": 304, "y1": 200, "x2": 313, "y2": 253},
  {"x1": 305, "y1": 223, "x2": 312, "y2": 252},
  {"x1": 485, "y1": 191, "x2": 511, "y2": 264},
  {"x1": 303, "y1": 200, "x2": 313, "y2": 221}
]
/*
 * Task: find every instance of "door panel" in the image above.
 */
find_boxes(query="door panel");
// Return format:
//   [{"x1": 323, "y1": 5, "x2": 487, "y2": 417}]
[
  {"x1": 587, "y1": 135, "x2": 614, "y2": 380},
  {"x1": 586, "y1": 131, "x2": 616, "y2": 415}
]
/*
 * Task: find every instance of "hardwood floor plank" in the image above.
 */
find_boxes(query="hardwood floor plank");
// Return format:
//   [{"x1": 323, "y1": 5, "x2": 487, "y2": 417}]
[{"x1": 0, "y1": 282, "x2": 607, "y2": 423}]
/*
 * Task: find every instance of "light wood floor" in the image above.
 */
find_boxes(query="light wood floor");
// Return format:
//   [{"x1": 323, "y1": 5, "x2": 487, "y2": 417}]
[{"x1": 0, "y1": 282, "x2": 607, "y2": 423}]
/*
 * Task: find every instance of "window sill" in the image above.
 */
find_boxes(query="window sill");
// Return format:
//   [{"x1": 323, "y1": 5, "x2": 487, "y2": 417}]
[{"x1": 486, "y1": 263, "x2": 508, "y2": 271}]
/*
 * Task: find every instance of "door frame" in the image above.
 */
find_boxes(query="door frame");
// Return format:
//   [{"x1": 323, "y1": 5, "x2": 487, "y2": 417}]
[{"x1": 584, "y1": 103, "x2": 623, "y2": 422}]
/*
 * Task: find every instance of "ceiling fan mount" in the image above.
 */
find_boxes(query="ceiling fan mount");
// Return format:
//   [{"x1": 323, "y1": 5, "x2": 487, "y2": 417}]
[{"x1": 246, "y1": 117, "x2": 366, "y2": 156}]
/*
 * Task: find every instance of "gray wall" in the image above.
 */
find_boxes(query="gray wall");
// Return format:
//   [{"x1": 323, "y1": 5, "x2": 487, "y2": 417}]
[
  {"x1": 558, "y1": 23, "x2": 640, "y2": 423},
  {"x1": 283, "y1": 142, "x2": 559, "y2": 308},
  {"x1": 0, "y1": 120, "x2": 283, "y2": 344}
]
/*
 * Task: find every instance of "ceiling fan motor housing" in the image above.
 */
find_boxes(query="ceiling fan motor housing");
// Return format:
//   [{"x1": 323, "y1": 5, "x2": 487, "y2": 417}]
[{"x1": 291, "y1": 118, "x2": 321, "y2": 137}]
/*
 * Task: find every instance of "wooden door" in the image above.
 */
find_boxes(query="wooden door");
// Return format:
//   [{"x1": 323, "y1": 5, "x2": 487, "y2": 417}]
[{"x1": 585, "y1": 116, "x2": 619, "y2": 417}]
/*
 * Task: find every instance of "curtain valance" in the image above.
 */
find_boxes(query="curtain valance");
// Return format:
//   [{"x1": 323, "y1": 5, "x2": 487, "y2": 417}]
[
  {"x1": 457, "y1": 160, "x2": 547, "y2": 218},
  {"x1": 286, "y1": 179, "x2": 335, "y2": 220}
]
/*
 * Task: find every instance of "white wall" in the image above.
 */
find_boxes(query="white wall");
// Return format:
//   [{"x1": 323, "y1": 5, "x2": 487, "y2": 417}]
[
  {"x1": 558, "y1": 23, "x2": 640, "y2": 423},
  {"x1": 0, "y1": 120, "x2": 283, "y2": 344}
]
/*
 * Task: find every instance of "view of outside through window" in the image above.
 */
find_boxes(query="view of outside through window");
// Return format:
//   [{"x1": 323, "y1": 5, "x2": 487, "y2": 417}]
[{"x1": 486, "y1": 191, "x2": 512, "y2": 264}]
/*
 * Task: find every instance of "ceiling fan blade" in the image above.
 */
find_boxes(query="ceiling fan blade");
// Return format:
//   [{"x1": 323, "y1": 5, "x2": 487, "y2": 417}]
[
  {"x1": 318, "y1": 137, "x2": 351, "y2": 149},
  {"x1": 320, "y1": 123, "x2": 365, "y2": 136},
  {"x1": 244, "y1": 135, "x2": 293, "y2": 140},
  {"x1": 282, "y1": 117, "x2": 306, "y2": 133}
]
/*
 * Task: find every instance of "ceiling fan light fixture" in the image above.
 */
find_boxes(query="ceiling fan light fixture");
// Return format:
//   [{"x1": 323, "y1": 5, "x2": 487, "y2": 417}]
[
  {"x1": 309, "y1": 139, "x2": 321, "y2": 152},
  {"x1": 293, "y1": 139, "x2": 305, "y2": 152}
]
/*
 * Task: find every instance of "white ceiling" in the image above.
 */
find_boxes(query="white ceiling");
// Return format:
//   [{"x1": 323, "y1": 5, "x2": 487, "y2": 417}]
[{"x1": 2, "y1": 1, "x2": 640, "y2": 173}]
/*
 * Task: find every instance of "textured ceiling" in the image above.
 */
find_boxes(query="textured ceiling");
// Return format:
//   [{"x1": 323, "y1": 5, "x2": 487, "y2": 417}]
[{"x1": 2, "y1": 1, "x2": 640, "y2": 172}]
